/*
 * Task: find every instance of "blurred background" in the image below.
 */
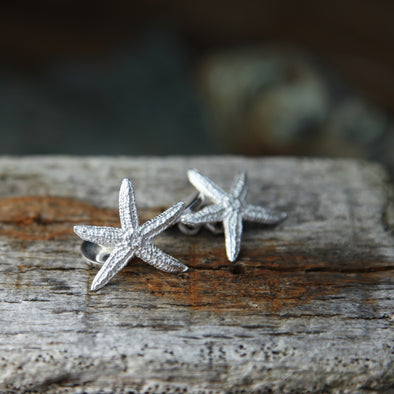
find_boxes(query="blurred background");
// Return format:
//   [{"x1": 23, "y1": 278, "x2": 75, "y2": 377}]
[{"x1": 0, "y1": 1, "x2": 393, "y2": 177}]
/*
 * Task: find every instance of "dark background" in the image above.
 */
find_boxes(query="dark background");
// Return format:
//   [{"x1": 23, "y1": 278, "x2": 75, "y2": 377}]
[{"x1": 0, "y1": 1, "x2": 393, "y2": 175}]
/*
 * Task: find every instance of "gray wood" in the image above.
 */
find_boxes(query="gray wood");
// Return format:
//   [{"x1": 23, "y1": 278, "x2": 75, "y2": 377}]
[{"x1": 0, "y1": 156, "x2": 393, "y2": 393}]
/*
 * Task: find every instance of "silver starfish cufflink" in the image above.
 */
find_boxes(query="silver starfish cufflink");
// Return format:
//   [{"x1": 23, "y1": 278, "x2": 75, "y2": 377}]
[
  {"x1": 180, "y1": 169, "x2": 287, "y2": 262},
  {"x1": 74, "y1": 178, "x2": 188, "y2": 291}
]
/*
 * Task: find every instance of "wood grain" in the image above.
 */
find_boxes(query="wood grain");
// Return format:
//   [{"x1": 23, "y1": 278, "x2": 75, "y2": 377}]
[{"x1": 0, "y1": 156, "x2": 393, "y2": 393}]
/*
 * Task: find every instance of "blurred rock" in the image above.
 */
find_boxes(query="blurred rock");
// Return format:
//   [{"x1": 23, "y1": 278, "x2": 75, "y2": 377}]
[
  {"x1": 199, "y1": 50, "x2": 328, "y2": 153},
  {"x1": 198, "y1": 47, "x2": 393, "y2": 176}
]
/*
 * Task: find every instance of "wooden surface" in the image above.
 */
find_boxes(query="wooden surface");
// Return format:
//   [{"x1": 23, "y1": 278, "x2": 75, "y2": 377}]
[{"x1": 0, "y1": 156, "x2": 393, "y2": 393}]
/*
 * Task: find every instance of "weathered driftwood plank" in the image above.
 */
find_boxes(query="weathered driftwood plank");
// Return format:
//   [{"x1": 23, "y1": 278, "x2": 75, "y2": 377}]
[{"x1": 0, "y1": 156, "x2": 393, "y2": 393}]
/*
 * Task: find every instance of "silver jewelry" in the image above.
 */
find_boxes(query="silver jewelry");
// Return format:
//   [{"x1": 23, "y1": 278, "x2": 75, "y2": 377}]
[
  {"x1": 176, "y1": 192, "x2": 206, "y2": 235},
  {"x1": 180, "y1": 169, "x2": 287, "y2": 262},
  {"x1": 177, "y1": 192, "x2": 224, "y2": 235},
  {"x1": 74, "y1": 178, "x2": 188, "y2": 291}
]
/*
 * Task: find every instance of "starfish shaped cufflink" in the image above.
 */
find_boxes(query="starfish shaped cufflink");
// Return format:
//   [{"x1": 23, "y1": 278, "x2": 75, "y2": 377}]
[
  {"x1": 180, "y1": 169, "x2": 287, "y2": 262},
  {"x1": 74, "y1": 178, "x2": 188, "y2": 291}
]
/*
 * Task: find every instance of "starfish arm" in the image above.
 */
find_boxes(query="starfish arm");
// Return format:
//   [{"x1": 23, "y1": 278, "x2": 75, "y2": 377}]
[
  {"x1": 140, "y1": 201, "x2": 185, "y2": 240},
  {"x1": 230, "y1": 171, "x2": 248, "y2": 200},
  {"x1": 243, "y1": 204, "x2": 287, "y2": 224},
  {"x1": 223, "y1": 211, "x2": 243, "y2": 262},
  {"x1": 187, "y1": 169, "x2": 228, "y2": 204},
  {"x1": 136, "y1": 243, "x2": 188, "y2": 273},
  {"x1": 73, "y1": 225, "x2": 123, "y2": 247},
  {"x1": 181, "y1": 204, "x2": 225, "y2": 225},
  {"x1": 90, "y1": 245, "x2": 134, "y2": 291},
  {"x1": 119, "y1": 178, "x2": 139, "y2": 231}
]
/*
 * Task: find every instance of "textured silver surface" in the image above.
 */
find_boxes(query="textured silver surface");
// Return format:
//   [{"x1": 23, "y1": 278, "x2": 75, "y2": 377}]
[
  {"x1": 74, "y1": 178, "x2": 187, "y2": 291},
  {"x1": 181, "y1": 169, "x2": 287, "y2": 261}
]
